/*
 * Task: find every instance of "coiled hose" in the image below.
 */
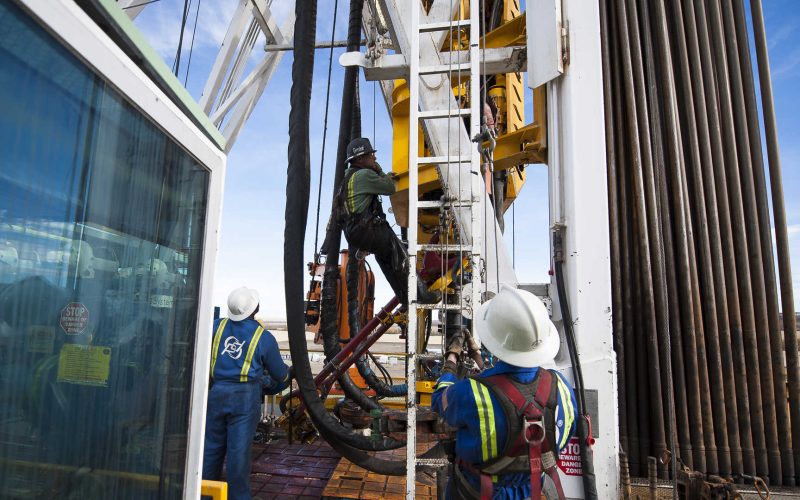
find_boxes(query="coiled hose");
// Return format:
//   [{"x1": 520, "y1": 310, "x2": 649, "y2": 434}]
[{"x1": 284, "y1": 0, "x2": 401, "y2": 453}]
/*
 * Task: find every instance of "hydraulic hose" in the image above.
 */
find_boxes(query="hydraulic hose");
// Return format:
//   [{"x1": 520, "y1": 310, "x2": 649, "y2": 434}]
[
  {"x1": 314, "y1": 0, "x2": 384, "y2": 414},
  {"x1": 553, "y1": 229, "x2": 597, "y2": 499},
  {"x1": 346, "y1": 252, "x2": 407, "y2": 397},
  {"x1": 284, "y1": 0, "x2": 402, "y2": 452}
]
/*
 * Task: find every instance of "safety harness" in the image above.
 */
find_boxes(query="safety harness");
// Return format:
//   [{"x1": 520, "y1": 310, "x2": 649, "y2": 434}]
[
  {"x1": 455, "y1": 369, "x2": 566, "y2": 500},
  {"x1": 335, "y1": 168, "x2": 385, "y2": 231}
]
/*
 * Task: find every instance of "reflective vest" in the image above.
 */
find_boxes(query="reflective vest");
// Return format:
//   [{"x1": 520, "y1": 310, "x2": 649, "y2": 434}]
[
  {"x1": 209, "y1": 318, "x2": 266, "y2": 382},
  {"x1": 454, "y1": 368, "x2": 567, "y2": 500}
]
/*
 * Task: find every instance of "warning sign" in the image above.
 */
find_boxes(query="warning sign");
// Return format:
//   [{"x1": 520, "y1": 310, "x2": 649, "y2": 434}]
[
  {"x1": 558, "y1": 437, "x2": 583, "y2": 476},
  {"x1": 57, "y1": 344, "x2": 111, "y2": 387},
  {"x1": 59, "y1": 302, "x2": 89, "y2": 335}
]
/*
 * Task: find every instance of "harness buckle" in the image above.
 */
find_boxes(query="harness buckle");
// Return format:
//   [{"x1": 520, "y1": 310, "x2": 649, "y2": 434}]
[{"x1": 523, "y1": 417, "x2": 546, "y2": 444}]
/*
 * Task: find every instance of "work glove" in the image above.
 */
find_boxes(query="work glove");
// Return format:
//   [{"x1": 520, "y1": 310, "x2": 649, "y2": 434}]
[
  {"x1": 445, "y1": 328, "x2": 467, "y2": 357},
  {"x1": 441, "y1": 359, "x2": 458, "y2": 377},
  {"x1": 464, "y1": 330, "x2": 484, "y2": 370}
]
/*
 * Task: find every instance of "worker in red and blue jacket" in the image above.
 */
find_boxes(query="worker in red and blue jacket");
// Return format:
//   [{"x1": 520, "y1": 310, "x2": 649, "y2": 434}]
[
  {"x1": 432, "y1": 286, "x2": 578, "y2": 500},
  {"x1": 202, "y1": 287, "x2": 291, "y2": 500}
]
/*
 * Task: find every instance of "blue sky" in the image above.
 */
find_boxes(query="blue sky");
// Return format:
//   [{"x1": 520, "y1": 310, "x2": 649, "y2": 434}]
[{"x1": 134, "y1": 0, "x2": 799, "y2": 319}]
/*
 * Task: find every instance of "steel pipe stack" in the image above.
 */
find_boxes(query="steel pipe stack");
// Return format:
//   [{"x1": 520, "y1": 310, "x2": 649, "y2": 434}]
[{"x1": 600, "y1": 0, "x2": 798, "y2": 486}]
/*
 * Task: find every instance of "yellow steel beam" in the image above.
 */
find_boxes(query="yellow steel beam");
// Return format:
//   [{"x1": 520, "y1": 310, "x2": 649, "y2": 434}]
[
  {"x1": 483, "y1": 12, "x2": 526, "y2": 47},
  {"x1": 201, "y1": 480, "x2": 229, "y2": 500}
]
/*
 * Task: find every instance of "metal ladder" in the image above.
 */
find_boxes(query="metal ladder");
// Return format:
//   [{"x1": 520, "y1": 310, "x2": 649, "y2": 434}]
[{"x1": 405, "y1": 0, "x2": 483, "y2": 496}]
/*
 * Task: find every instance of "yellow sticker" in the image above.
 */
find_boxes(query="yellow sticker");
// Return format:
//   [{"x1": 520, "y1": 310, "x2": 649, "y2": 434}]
[
  {"x1": 57, "y1": 344, "x2": 111, "y2": 387},
  {"x1": 27, "y1": 326, "x2": 55, "y2": 354}
]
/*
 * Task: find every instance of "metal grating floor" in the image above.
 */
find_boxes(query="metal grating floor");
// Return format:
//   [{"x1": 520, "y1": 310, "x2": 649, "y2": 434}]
[{"x1": 248, "y1": 440, "x2": 341, "y2": 499}]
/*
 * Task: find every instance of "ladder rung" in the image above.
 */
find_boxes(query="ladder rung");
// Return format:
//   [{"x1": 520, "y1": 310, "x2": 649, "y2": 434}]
[
  {"x1": 416, "y1": 199, "x2": 475, "y2": 209},
  {"x1": 415, "y1": 458, "x2": 451, "y2": 468},
  {"x1": 418, "y1": 108, "x2": 471, "y2": 119},
  {"x1": 417, "y1": 244, "x2": 471, "y2": 252},
  {"x1": 419, "y1": 63, "x2": 470, "y2": 75},
  {"x1": 418, "y1": 20, "x2": 471, "y2": 33},
  {"x1": 417, "y1": 155, "x2": 471, "y2": 165},
  {"x1": 416, "y1": 303, "x2": 470, "y2": 311}
]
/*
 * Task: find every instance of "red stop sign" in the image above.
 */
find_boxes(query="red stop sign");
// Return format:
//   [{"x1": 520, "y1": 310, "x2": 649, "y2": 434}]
[{"x1": 60, "y1": 302, "x2": 89, "y2": 335}]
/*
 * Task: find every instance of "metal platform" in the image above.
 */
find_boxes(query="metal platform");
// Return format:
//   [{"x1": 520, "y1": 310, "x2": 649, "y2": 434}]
[{"x1": 248, "y1": 440, "x2": 341, "y2": 499}]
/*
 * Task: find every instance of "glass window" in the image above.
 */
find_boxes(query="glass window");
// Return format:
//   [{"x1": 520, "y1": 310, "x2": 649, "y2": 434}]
[{"x1": 0, "y1": 2, "x2": 210, "y2": 498}]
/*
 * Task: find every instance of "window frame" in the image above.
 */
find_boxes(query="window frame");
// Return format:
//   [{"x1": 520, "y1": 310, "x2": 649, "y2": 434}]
[{"x1": 12, "y1": 1, "x2": 226, "y2": 497}]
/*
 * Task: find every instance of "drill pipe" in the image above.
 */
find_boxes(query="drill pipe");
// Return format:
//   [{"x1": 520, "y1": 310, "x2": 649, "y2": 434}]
[
  {"x1": 687, "y1": 0, "x2": 760, "y2": 478},
  {"x1": 749, "y1": 0, "x2": 800, "y2": 479},
  {"x1": 649, "y1": 0, "x2": 699, "y2": 472},
  {"x1": 600, "y1": 0, "x2": 627, "y2": 457},
  {"x1": 616, "y1": 0, "x2": 668, "y2": 474},
  {"x1": 701, "y1": 0, "x2": 773, "y2": 481},
  {"x1": 606, "y1": 0, "x2": 642, "y2": 469},
  {"x1": 633, "y1": 208, "x2": 652, "y2": 476},
  {"x1": 719, "y1": 0, "x2": 786, "y2": 480},
  {"x1": 640, "y1": 0, "x2": 682, "y2": 480},
  {"x1": 731, "y1": 0, "x2": 794, "y2": 484},
  {"x1": 670, "y1": 0, "x2": 746, "y2": 478},
  {"x1": 654, "y1": 0, "x2": 734, "y2": 476}
]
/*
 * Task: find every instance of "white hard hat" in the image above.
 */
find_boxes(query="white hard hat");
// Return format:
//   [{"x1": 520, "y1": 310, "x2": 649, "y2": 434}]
[
  {"x1": 475, "y1": 285, "x2": 559, "y2": 368},
  {"x1": 227, "y1": 287, "x2": 260, "y2": 322}
]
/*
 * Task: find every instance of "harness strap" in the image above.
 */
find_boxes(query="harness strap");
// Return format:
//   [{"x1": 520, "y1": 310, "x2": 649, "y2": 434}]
[
  {"x1": 478, "y1": 370, "x2": 566, "y2": 500},
  {"x1": 209, "y1": 318, "x2": 228, "y2": 379}
]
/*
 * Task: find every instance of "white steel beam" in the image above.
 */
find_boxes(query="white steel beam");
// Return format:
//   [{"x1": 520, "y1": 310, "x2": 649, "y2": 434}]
[
  {"x1": 377, "y1": 0, "x2": 516, "y2": 291},
  {"x1": 546, "y1": 0, "x2": 618, "y2": 498},
  {"x1": 118, "y1": 0, "x2": 147, "y2": 20},
  {"x1": 220, "y1": 11, "x2": 294, "y2": 151},
  {"x1": 340, "y1": 46, "x2": 527, "y2": 81},
  {"x1": 199, "y1": 0, "x2": 252, "y2": 113},
  {"x1": 249, "y1": 0, "x2": 285, "y2": 45},
  {"x1": 209, "y1": 52, "x2": 278, "y2": 123}
]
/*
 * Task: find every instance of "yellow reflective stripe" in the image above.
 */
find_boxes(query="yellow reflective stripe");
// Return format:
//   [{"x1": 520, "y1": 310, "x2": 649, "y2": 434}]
[
  {"x1": 434, "y1": 381, "x2": 454, "y2": 391},
  {"x1": 469, "y1": 379, "x2": 492, "y2": 462},
  {"x1": 239, "y1": 326, "x2": 265, "y2": 382},
  {"x1": 210, "y1": 319, "x2": 228, "y2": 379},
  {"x1": 556, "y1": 375, "x2": 575, "y2": 449},
  {"x1": 479, "y1": 383, "x2": 498, "y2": 459},
  {"x1": 347, "y1": 171, "x2": 357, "y2": 213}
]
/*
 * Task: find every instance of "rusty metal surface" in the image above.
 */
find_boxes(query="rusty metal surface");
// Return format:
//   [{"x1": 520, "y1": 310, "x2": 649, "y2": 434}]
[
  {"x1": 248, "y1": 440, "x2": 341, "y2": 499},
  {"x1": 322, "y1": 439, "x2": 440, "y2": 499}
]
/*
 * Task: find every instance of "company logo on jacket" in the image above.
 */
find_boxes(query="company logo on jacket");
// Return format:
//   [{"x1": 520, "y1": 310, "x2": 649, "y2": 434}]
[{"x1": 222, "y1": 336, "x2": 245, "y2": 359}]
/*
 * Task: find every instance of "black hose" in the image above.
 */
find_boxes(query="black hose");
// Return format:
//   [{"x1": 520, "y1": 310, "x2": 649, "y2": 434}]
[
  {"x1": 284, "y1": 0, "x2": 402, "y2": 452},
  {"x1": 346, "y1": 251, "x2": 407, "y2": 397},
  {"x1": 553, "y1": 229, "x2": 597, "y2": 499}
]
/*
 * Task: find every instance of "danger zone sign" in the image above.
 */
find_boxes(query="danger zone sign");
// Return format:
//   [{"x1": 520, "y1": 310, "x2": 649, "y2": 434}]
[
  {"x1": 557, "y1": 437, "x2": 583, "y2": 476},
  {"x1": 60, "y1": 302, "x2": 89, "y2": 335}
]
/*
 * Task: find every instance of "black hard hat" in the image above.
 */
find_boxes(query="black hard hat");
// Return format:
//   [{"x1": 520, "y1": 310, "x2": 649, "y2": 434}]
[{"x1": 345, "y1": 137, "x2": 377, "y2": 163}]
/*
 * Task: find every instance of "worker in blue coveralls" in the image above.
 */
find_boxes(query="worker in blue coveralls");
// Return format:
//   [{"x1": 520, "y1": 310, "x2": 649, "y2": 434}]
[
  {"x1": 432, "y1": 286, "x2": 578, "y2": 500},
  {"x1": 203, "y1": 287, "x2": 291, "y2": 500}
]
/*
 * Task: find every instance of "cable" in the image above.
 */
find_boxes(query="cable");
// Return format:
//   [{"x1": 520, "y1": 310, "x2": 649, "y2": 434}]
[
  {"x1": 554, "y1": 228, "x2": 598, "y2": 499},
  {"x1": 312, "y1": 0, "x2": 340, "y2": 257},
  {"x1": 172, "y1": 0, "x2": 192, "y2": 77},
  {"x1": 183, "y1": 0, "x2": 202, "y2": 87},
  {"x1": 512, "y1": 202, "x2": 515, "y2": 268},
  {"x1": 122, "y1": 0, "x2": 161, "y2": 9}
]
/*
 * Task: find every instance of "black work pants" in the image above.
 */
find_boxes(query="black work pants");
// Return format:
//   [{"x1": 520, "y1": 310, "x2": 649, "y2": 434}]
[{"x1": 344, "y1": 216, "x2": 409, "y2": 306}]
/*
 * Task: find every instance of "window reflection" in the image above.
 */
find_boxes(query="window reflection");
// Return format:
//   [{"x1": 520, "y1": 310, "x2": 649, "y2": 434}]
[{"x1": 0, "y1": 2, "x2": 209, "y2": 498}]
